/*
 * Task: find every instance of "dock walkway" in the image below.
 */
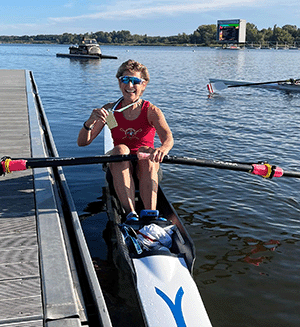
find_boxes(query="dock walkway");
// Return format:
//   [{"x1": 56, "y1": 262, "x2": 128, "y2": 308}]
[{"x1": 0, "y1": 70, "x2": 112, "y2": 327}]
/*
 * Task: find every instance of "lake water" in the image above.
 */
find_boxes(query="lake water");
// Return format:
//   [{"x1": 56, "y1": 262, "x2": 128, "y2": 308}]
[{"x1": 1, "y1": 43, "x2": 300, "y2": 326}]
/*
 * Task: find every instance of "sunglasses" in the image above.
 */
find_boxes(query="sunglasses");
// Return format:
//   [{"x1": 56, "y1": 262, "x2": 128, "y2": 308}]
[{"x1": 119, "y1": 76, "x2": 145, "y2": 85}]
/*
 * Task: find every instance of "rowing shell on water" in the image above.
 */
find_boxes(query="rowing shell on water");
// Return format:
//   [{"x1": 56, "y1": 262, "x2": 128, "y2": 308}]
[
  {"x1": 208, "y1": 78, "x2": 300, "y2": 93},
  {"x1": 102, "y1": 126, "x2": 212, "y2": 327}
]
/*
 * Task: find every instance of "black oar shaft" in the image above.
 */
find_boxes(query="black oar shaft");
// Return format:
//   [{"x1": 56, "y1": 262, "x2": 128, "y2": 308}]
[
  {"x1": 163, "y1": 156, "x2": 300, "y2": 179},
  {"x1": 281, "y1": 170, "x2": 300, "y2": 178},
  {"x1": 22, "y1": 154, "x2": 137, "y2": 168},
  {"x1": 6, "y1": 155, "x2": 254, "y2": 173},
  {"x1": 19, "y1": 154, "x2": 252, "y2": 171},
  {"x1": 227, "y1": 79, "x2": 292, "y2": 88},
  {"x1": 0, "y1": 155, "x2": 138, "y2": 175},
  {"x1": 162, "y1": 155, "x2": 252, "y2": 172}
]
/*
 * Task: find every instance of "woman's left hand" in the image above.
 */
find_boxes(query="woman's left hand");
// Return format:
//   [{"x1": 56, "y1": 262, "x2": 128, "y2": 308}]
[
  {"x1": 137, "y1": 147, "x2": 168, "y2": 163},
  {"x1": 151, "y1": 147, "x2": 168, "y2": 163}
]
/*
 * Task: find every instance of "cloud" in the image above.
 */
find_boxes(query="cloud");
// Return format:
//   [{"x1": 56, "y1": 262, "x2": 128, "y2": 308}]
[
  {"x1": 0, "y1": 23, "x2": 39, "y2": 33},
  {"x1": 64, "y1": 2, "x2": 74, "y2": 8},
  {"x1": 49, "y1": 0, "x2": 259, "y2": 23}
]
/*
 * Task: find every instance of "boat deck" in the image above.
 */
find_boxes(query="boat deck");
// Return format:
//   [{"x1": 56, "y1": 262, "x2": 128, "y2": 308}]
[
  {"x1": 0, "y1": 70, "x2": 111, "y2": 327},
  {"x1": 0, "y1": 70, "x2": 43, "y2": 326}
]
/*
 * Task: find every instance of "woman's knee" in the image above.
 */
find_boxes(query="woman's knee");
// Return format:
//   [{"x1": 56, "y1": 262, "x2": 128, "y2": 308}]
[
  {"x1": 111, "y1": 144, "x2": 130, "y2": 155},
  {"x1": 109, "y1": 144, "x2": 131, "y2": 172}
]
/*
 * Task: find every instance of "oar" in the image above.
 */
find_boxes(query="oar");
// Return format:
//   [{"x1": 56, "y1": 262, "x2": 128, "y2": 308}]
[
  {"x1": 162, "y1": 155, "x2": 300, "y2": 178},
  {"x1": 207, "y1": 79, "x2": 296, "y2": 94},
  {"x1": 0, "y1": 154, "x2": 137, "y2": 175},
  {"x1": 2, "y1": 154, "x2": 300, "y2": 179}
]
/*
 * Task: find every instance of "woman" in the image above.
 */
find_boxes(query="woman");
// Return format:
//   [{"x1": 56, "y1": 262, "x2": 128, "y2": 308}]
[{"x1": 77, "y1": 59, "x2": 174, "y2": 222}]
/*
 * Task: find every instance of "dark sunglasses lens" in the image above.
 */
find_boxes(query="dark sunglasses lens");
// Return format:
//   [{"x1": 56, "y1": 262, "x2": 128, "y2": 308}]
[
  {"x1": 131, "y1": 77, "x2": 142, "y2": 84},
  {"x1": 120, "y1": 76, "x2": 142, "y2": 85},
  {"x1": 120, "y1": 76, "x2": 129, "y2": 84}
]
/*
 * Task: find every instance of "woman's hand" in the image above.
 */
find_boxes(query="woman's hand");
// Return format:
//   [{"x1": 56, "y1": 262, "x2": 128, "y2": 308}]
[
  {"x1": 137, "y1": 146, "x2": 169, "y2": 163},
  {"x1": 78, "y1": 106, "x2": 110, "y2": 146},
  {"x1": 86, "y1": 107, "x2": 108, "y2": 127},
  {"x1": 151, "y1": 147, "x2": 169, "y2": 163}
]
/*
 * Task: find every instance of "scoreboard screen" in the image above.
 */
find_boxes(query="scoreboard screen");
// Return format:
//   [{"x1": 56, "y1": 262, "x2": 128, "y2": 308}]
[
  {"x1": 217, "y1": 19, "x2": 246, "y2": 43},
  {"x1": 218, "y1": 23, "x2": 239, "y2": 42}
]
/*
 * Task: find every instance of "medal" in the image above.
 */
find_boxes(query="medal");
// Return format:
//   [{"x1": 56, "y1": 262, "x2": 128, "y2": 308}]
[{"x1": 106, "y1": 111, "x2": 118, "y2": 129}]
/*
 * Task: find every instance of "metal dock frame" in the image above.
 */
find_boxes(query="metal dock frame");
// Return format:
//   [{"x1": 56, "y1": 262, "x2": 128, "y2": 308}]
[{"x1": 26, "y1": 70, "x2": 112, "y2": 327}]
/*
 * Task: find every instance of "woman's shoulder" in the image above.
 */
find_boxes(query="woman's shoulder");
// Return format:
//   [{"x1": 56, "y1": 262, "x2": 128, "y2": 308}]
[
  {"x1": 144, "y1": 100, "x2": 163, "y2": 125},
  {"x1": 147, "y1": 101, "x2": 163, "y2": 115},
  {"x1": 143, "y1": 100, "x2": 159, "y2": 112}
]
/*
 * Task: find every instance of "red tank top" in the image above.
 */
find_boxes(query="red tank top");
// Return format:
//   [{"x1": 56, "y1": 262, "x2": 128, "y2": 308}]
[{"x1": 110, "y1": 100, "x2": 156, "y2": 154}]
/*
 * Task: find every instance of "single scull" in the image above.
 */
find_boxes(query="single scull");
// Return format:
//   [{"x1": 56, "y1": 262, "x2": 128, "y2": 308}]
[
  {"x1": 102, "y1": 125, "x2": 212, "y2": 327},
  {"x1": 208, "y1": 78, "x2": 300, "y2": 94}
]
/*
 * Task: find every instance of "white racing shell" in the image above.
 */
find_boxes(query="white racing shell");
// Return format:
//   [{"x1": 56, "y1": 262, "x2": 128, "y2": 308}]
[{"x1": 103, "y1": 124, "x2": 213, "y2": 327}]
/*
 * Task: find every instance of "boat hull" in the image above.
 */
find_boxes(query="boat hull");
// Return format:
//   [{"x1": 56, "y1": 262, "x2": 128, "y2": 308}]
[
  {"x1": 56, "y1": 53, "x2": 118, "y2": 59},
  {"x1": 104, "y1": 183, "x2": 212, "y2": 327},
  {"x1": 209, "y1": 78, "x2": 300, "y2": 92},
  {"x1": 103, "y1": 126, "x2": 212, "y2": 326}
]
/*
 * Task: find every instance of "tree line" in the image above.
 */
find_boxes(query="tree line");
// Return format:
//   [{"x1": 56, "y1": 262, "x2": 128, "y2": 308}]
[{"x1": 1, "y1": 23, "x2": 300, "y2": 46}]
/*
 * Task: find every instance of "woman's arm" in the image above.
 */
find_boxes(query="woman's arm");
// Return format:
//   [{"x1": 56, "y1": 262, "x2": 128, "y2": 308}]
[
  {"x1": 77, "y1": 106, "x2": 109, "y2": 147},
  {"x1": 147, "y1": 104, "x2": 174, "y2": 162}
]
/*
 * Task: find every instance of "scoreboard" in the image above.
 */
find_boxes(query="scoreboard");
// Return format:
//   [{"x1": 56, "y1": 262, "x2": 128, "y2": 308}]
[{"x1": 217, "y1": 19, "x2": 246, "y2": 43}]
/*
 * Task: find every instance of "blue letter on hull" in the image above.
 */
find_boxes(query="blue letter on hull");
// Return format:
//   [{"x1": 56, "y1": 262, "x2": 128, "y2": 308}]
[{"x1": 155, "y1": 286, "x2": 186, "y2": 327}]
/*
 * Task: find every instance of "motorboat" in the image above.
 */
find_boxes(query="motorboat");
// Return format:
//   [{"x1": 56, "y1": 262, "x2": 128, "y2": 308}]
[{"x1": 56, "y1": 38, "x2": 117, "y2": 59}]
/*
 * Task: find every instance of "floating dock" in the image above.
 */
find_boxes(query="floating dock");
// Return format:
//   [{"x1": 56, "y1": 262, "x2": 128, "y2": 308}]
[
  {"x1": 0, "y1": 70, "x2": 112, "y2": 327},
  {"x1": 56, "y1": 54, "x2": 118, "y2": 60}
]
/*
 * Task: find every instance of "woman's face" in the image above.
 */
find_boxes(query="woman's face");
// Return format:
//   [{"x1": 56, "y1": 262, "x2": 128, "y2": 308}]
[{"x1": 118, "y1": 70, "x2": 147, "y2": 103}]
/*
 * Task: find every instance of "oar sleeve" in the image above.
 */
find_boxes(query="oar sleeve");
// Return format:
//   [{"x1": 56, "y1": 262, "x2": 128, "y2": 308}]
[
  {"x1": 0, "y1": 157, "x2": 27, "y2": 175},
  {"x1": 251, "y1": 163, "x2": 284, "y2": 178}
]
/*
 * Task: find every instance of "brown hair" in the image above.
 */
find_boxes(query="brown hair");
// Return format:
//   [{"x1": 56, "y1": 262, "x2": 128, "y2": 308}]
[{"x1": 116, "y1": 59, "x2": 150, "y2": 82}]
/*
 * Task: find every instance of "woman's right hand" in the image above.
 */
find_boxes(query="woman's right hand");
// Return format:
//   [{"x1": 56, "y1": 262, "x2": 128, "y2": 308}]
[{"x1": 86, "y1": 107, "x2": 109, "y2": 126}]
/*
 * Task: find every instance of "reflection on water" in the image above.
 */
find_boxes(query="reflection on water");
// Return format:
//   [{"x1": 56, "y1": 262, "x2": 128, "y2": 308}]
[{"x1": 173, "y1": 201, "x2": 281, "y2": 273}]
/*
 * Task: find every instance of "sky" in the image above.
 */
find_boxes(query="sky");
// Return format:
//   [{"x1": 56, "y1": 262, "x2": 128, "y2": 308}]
[{"x1": 1, "y1": 0, "x2": 300, "y2": 37}]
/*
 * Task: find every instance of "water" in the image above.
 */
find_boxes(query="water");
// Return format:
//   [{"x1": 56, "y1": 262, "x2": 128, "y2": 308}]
[{"x1": 1, "y1": 44, "x2": 300, "y2": 326}]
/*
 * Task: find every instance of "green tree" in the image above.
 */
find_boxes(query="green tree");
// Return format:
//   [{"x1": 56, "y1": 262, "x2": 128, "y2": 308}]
[
  {"x1": 191, "y1": 25, "x2": 217, "y2": 45},
  {"x1": 246, "y1": 23, "x2": 259, "y2": 42},
  {"x1": 282, "y1": 25, "x2": 298, "y2": 38},
  {"x1": 271, "y1": 25, "x2": 293, "y2": 44}
]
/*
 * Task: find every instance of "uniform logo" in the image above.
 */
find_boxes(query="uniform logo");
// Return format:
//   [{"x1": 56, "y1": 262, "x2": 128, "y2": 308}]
[{"x1": 120, "y1": 128, "x2": 142, "y2": 140}]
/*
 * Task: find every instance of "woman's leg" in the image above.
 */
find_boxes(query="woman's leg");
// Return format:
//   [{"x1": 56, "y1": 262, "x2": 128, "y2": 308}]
[
  {"x1": 109, "y1": 144, "x2": 136, "y2": 215},
  {"x1": 136, "y1": 150, "x2": 160, "y2": 210}
]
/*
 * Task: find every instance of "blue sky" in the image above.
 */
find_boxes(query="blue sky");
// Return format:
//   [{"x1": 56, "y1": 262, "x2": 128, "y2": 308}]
[{"x1": 1, "y1": 0, "x2": 300, "y2": 36}]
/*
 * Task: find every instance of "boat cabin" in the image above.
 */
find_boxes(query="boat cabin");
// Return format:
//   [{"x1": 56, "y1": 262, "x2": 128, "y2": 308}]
[{"x1": 69, "y1": 38, "x2": 101, "y2": 56}]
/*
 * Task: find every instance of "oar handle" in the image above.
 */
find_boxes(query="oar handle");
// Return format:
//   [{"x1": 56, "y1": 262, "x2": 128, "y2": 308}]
[{"x1": 1, "y1": 158, "x2": 27, "y2": 175}]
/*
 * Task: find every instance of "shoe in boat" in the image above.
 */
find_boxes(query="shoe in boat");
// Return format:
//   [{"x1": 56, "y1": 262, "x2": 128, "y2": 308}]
[
  {"x1": 140, "y1": 210, "x2": 167, "y2": 222},
  {"x1": 125, "y1": 211, "x2": 139, "y2": 223}
]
